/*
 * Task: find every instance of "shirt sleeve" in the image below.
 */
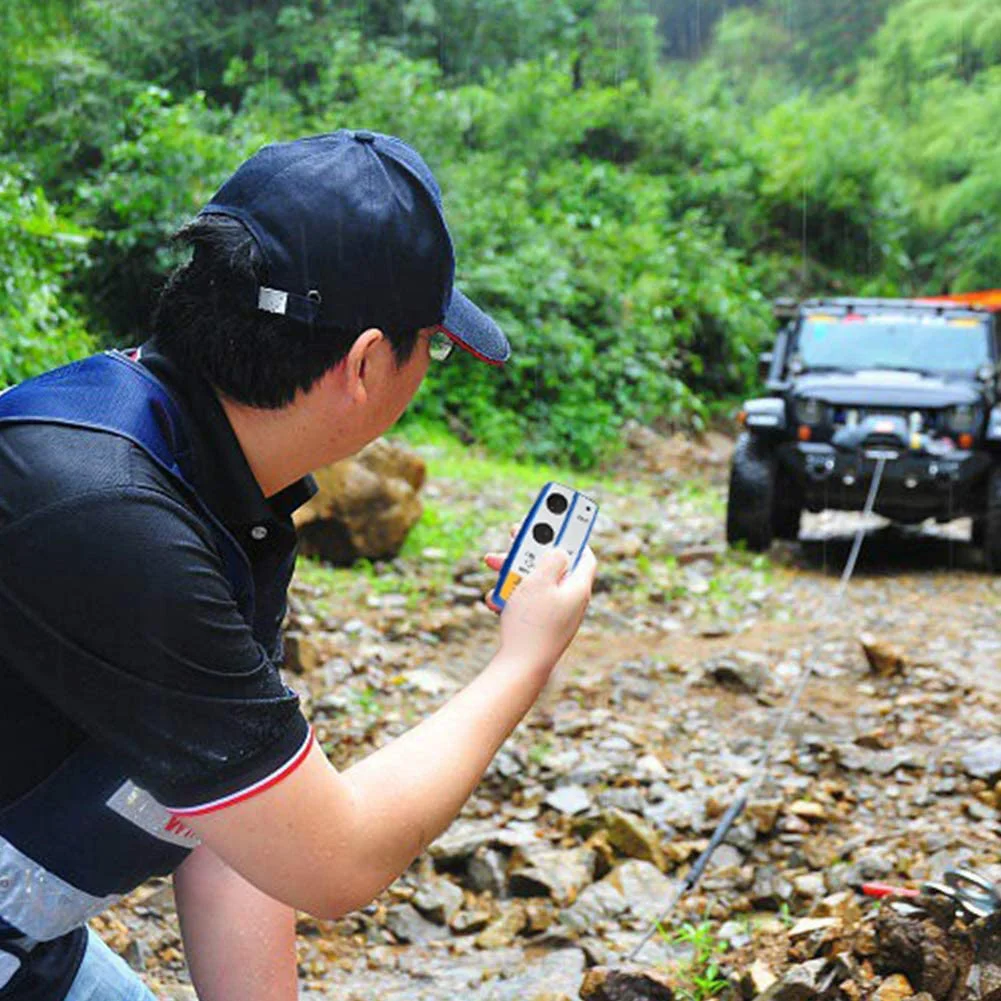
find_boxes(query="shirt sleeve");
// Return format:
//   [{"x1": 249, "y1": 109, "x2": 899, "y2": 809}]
[{"x1": 0, "y1": 484, "x2": 311, "y2": 810}]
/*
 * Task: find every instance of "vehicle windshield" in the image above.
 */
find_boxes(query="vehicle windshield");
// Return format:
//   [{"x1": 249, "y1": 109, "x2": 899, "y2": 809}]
[{"x1": 795, "y1": 312, "x2": 991, "y2": 376}]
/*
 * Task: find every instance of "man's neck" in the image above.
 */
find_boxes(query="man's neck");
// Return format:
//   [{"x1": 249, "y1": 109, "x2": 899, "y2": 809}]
[{"x1": 218, "y1": 392, "x2": 350, "y2": 499}]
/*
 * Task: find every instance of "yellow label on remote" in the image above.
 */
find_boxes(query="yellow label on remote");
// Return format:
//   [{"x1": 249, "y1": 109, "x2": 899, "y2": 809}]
[{"x1": 500, "y1": 571, "x2": 522, "y2": 601}]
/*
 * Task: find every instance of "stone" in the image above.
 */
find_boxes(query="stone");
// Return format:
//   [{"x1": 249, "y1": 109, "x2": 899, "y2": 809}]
[
  {"x1": 702, "y1": 651, "x2": 770, "y2": 693},
  {"x1": 429, "y1": 820, "x2": 498, "y2": 863},
  {"x1": 968, "y1": 911, "x2": 1001, "y2": 1001},
  {"x1": 793, "y1": 873, "x2": 827, "y2": 899},
  {"x1": 509, "y1": 845, "x2": 596, "y2": 906},
  {"x1": 579, "y1": 965, "x2": 675, "y2": 1001},
  {"x1": 401, "y1": 667, "x2": 458, "y2": 696},
  {"x1": 962, "y1": 738, "x2": 1001, "y2": 783},
  {"x1": 598, "y1": 788, "x2": 648, "y2": 814},
  {"x1": 602, "y1": 809, "x2": 665, "y2": 870},
  {"x1": 475, "y1": 901, "x2": 528, "y2": 949},
  {"x1": 741, "y1": 960, "x2": 777, "y2": 998},
  {"x1": 121, "y1": 938, "x2": 149, "y2": 972},
  {"x1": 547, "y1": 785, "x2": 593, "y2": 816},
  {"x1": 560, "y1": 875, "x2": 630, "y2": 934},
  {"x1": 282, "y1": 632, "x2": 324, "y2": 674},
  {"x1": 873, "y1": 909, "x2": 973, "y2": 1000},
  {"x1": 788, "y1": 916, "x2": 839, "y2": 939},
  {"x1": 384, "y1": 903, "x2": 450, "y2": 944},
  {"x1": 751, "y1": 866, "x2": 795, "y2": 909},
  {"x1": 874, "y1": 975, "x2": 914, "y2": 1001},
  {"x1": 467, "y1": 846, "x2": 508, "y2": 896},
  {"x1": 757, "y1": 959, "x2": 830, "y2": 1001},
  {"x1": 747, "y1": 799, "x2": 782, "y2": 835},
  {"x1": 293, "y1": 437, "x2": 425, "y2": 564},
  {"x1": 635, "y1": 755, "x2": 669, "y2": 781},
  {"x1": 859, "y1": 634, "x2": 907, "y2": 677},
  {"x1": 788, "y1": 800, "x2": 826, "y2": 821},
  {"x1": 524, "y1": 899, "x2": 557, "y2": 934},
  {"x1": 813, "y1": 891, "x2": 862, "y2": 927},
  {"x1": 450, "y1": 909, "x2": 491, "y2": 935},
  {"x1": 412, "y1": 877, "x2": 464, "y2": 925},
  {"x1": 560, "y1": 861, "x2": 676, "y2": 933}
]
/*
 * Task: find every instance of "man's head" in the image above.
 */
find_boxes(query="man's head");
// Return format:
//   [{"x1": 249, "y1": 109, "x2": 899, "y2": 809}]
[{"x1": 153, "y1": 130, "x2": 509, "y2": 408}]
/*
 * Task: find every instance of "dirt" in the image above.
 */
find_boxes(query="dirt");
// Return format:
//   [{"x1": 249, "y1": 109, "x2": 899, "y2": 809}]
[{"x1": 98, "y1": 434, "x2": 1001, "y2": 1000}]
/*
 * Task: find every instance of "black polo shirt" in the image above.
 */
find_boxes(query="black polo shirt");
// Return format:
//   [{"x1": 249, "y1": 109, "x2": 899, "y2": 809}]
[{"x1": 0, "y1": 342, "x2": 314, "y2": 996}]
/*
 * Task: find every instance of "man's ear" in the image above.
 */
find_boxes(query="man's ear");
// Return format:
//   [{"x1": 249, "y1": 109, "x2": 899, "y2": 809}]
[{"x1": 343, "y1": 328, "x2": 384, "y2": 406}]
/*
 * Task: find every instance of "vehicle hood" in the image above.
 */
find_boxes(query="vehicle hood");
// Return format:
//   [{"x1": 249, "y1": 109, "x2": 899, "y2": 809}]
[{"x1": 794, "y1": 371, "x2": 981, "y2": 409}]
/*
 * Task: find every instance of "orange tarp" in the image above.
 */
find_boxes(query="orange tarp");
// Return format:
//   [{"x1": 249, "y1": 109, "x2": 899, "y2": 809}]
[{"x1": 918, "y1": 290, "x2": 1001, "y2": 312}]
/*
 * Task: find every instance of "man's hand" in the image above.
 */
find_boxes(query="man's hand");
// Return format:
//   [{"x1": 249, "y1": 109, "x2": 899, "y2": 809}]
[{"x1": 484, "y1": 546, "x2": 596, "y2": 680}]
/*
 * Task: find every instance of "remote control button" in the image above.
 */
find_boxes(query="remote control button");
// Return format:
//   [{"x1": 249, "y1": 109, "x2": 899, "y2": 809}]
[
  {"x1": 546, "y1": 492, "x2": 569, "y2": 514},
  {"x1": 532, "y1": 523, "x2": 555, "y2": 545}
]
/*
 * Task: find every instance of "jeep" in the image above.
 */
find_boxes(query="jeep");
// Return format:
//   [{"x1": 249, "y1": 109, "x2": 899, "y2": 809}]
[{"x1": 726, "y1": 295, "x2": 1001, "y2": 569}]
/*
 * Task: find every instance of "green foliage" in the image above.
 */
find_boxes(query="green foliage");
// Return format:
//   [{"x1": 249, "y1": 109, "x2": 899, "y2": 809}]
[
  {"x1": 6, "y1": 0, "x2": 1001, "y2": 460},
  {"x1": 0, "y1": 165, "x2": 94, "y2": 387},
  {"x1": 659, "y1": 921, "x2": 731, "y2": 1001},
  {"x1": 749, "y1": 93, "x2": 910, "y2": 287},
  {"x1": 73, "y1": 86, "x2": 244, "y2": 341}
]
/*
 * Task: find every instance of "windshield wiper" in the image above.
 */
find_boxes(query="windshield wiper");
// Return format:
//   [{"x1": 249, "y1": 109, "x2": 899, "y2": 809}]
[{"x1": 869, "y1": 364, "x2": 939, "y2": 377}]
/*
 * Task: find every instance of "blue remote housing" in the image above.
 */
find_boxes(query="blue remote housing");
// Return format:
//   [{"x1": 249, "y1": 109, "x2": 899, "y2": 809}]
[{"x1": 491, "y1": 482, "x2": 599, "y2": 609}]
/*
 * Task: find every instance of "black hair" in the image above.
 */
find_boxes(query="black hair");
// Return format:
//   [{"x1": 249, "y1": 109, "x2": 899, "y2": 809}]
[{"x1": 151, "y1": 215, "x2": 420, "y2": 409}]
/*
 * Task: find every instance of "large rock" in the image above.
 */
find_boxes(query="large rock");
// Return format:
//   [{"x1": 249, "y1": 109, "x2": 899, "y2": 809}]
[
  {"x1": 873, "y1": 909, "x2": 973, "y2": 1001},
  {"x1": 293, "y1": 437, "x2": 425, "y2": 564},
  {"x1": 966, "y1": 911, "x2": 1001, "y2": 1001}
]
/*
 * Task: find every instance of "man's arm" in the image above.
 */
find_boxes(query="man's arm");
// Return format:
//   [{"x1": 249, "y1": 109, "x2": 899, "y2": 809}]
[
  {"x1": 173, "y1": 846, "x2": 298, "y2": 1001},
  {"x1": 182, "y1": 548, "x2": 595, "y2": 919}
]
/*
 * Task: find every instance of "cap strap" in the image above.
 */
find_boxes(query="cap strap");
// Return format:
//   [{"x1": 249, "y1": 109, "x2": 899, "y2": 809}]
[{"x1": 257, "y1": 286, "x2": 321, "y2": 324}]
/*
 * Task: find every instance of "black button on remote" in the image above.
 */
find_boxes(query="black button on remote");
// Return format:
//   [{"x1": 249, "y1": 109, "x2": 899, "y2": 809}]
[{"x1": 532, "y1": 523, "x2": 555, "y2": 545}]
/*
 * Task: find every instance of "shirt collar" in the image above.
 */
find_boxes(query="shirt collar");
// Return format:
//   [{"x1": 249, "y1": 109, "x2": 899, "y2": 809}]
[{"x1": 137, "y1": 339, "x2": 316, "y2": 530}]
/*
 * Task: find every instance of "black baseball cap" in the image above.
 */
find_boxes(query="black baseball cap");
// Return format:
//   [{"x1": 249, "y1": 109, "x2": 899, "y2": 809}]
[{"x1": 199, "y1": 129, "x2": 510, "y2": 365}]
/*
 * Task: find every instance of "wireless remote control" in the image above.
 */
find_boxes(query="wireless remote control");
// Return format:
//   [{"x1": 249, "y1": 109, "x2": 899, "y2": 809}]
[{"x1": 491, "y1": 482, "x2": 599, "y2": 609}]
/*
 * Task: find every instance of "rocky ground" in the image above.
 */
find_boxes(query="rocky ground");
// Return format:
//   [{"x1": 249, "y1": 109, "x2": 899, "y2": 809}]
[{"x1": 99, "y1": 429, "x2": 1001, "y2": 1000}]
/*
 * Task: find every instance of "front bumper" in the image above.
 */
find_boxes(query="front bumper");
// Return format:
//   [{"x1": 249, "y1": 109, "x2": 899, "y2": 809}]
[{"x1": 778, "y1": 440, "x2": 991, "y2": 521}]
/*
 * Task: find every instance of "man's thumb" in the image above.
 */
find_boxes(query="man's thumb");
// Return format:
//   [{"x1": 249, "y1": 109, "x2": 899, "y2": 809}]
[{"x1": 538, "y1": 548, "x2": 570, "y2": 581}]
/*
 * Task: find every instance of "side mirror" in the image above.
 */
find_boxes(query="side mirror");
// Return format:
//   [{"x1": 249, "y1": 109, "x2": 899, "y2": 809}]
[{"x1": 758, "y1": 351, "x2": 774, "y2": 383}]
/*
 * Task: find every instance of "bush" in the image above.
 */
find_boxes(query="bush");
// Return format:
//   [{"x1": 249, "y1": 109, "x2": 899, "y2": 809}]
[{"x1": 0, "y1": 165, "x2": 94, "y2": 387}]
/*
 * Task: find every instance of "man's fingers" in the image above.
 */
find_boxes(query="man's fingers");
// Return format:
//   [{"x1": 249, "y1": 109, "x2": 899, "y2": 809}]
[
  {"x1": 537, "y1": 548, "x2": 570, "y2": 582},
  {"x1": 483, "y1": 553, "x2": 505, "y2": 570},
  {"x1": 571, "y1": 546, "x2": 597, "y2": 587}
]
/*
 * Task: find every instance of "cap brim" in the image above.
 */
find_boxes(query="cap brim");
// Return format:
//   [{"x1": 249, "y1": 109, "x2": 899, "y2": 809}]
[{"x1": 440, "y1": 289, "x2": 510, "y2": 365}]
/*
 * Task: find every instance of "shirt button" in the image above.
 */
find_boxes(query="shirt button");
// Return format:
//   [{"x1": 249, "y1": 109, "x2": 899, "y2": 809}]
[{"x1": 250, "y1": 525, "x2": 268, "y2": 541}]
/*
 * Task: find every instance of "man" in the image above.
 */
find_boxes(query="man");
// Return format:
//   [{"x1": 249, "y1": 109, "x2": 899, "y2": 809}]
[{"x1": 0, "y1": 130, "x2": 596, "y2": 999}]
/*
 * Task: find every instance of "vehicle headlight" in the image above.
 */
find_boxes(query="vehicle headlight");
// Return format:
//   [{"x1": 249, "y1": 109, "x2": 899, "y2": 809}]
[
  {"x1": 947, "y1": 404, "x2": 976, "y2": 434},
  {"x1": 796, "y1": 397, "x2": 826, "y2": 426}
]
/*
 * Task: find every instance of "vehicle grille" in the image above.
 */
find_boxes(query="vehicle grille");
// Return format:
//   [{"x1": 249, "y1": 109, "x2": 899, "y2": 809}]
[{"x1": 834, "y1": 406, "x2": 942, "y2": 432}]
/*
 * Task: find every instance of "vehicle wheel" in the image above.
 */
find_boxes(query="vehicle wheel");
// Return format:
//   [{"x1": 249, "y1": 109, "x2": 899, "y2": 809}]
[
  {"x1": 773, "y1": 467, "x2": 803, "y2": 542},
  {"x1": 972, "y1": 517, "x2": 986, "y2": 548},
  {"x1": 982, "y1": 464, "x2": 1001, "y2": 572},
  {"x1": 726, "y1": 433, "x2": 776, "y2": 552}
]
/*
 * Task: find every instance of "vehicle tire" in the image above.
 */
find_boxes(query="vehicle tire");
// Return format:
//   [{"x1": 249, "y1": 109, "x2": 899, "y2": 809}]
[
  {"x1": 726, "y1": 433, "x2": 776, "y2": 552},
  {"x1": 972, "y1": 517, "x2": 986, "y2": 548},
  {"x1": 982, "y1": 464, "x2": 1001, "y2": 572},
  {"x1": 773, "y1": 467, "x2": 803, "y2": 542}
]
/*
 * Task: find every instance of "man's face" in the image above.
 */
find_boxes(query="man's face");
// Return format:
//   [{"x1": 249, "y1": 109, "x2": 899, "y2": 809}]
[{"x1": 364, "y1": 326, "x2": 435, "y2": 436}]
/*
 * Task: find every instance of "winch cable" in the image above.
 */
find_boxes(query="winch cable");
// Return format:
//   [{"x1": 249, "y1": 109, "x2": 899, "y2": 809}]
[{"x1": 627, "y1": 454, "x2": 889, "y2": 964}]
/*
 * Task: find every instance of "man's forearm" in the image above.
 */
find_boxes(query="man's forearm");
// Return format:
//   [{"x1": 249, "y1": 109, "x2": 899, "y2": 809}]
[{"x1": 174, "y1": 847, "x2": 298, "y2": 1001}]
